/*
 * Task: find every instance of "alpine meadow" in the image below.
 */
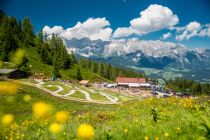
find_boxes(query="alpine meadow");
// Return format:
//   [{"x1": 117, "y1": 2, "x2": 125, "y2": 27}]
[{"x1": 0, "y1": 0, "x2": 210, "y2": 140}]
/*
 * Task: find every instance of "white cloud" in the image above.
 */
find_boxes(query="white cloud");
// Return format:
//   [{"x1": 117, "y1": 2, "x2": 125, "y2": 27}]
[
  {"x1": 161, "y1": 32, "x2": 172, "y2": 40},
  {"x1": 112, "y1": 27, "x2": 137, "y2": 38},
  {"x1": 43, "y1": 17, "x2": 112, "y2": 41},
  {"x1": 113, "y1": 4, "x2": 179, "y2": 38},
  {"x1": 43, "y1": 26, "x2": 64, "y2": 35},
  {"x1": 186, "y1": 21, "x2": 201, "y2": 32},
  {"x1": 175, "y1": 21, "x2": 210, "y2": 41},
  {"x1": 200, "y1": 24, "x2": 210, "y2": 37},
  {"x1": 169, "y1": 26, "x2": 185, "y2": 33}
]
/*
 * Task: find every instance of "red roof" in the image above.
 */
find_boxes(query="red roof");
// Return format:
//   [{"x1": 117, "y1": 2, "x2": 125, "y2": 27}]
[{"x1": 116, "y1": 77, "x2": 146, "y2": 84}]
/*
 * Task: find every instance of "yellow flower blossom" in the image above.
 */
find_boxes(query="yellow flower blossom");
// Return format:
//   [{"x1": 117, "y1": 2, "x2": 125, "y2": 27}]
[
  {"x1": 1, "y1": 114, "x2": 14, "y2": 126},
  {"x1": 164, "y1": 132, "x2": 169, "y2": 137},
  {"x1": 124, "y1": 128, "x2": 128, "y2": 133},
  {"x1": 0, "y1": 82, "x2": 18, "y2": 95},
  {"x1": 176, "y1": 127, "x2": 181, "y2": 133},
  {"x1": 23, "y1": 95, "x2": 31, "y2": 102},
  {"x1": 77, "y1": 124, "x2": 94, "y2": 140},
  {"x1": 155, "y1": 137, "x2": 159, "y2": 140},
  {"x1": 32, "y1": 102, "x2": 51, "y2": 118},
  {"x1": 145, "y1": 136, "x2": 149, "y2": 140},
  {"x1": 55, "y1": 111, "x2": 69, "y2": 123},
  {"x1": 49, "y1": 123, "x2": 62, "y2": 134}
]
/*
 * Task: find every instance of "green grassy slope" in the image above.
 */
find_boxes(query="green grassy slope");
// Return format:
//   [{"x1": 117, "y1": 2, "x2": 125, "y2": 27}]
[
  {"x1": 0, "y1": 84, "x2": 210, "y2": 139},
  {"x1": 25, "y1": 47, "x2": 110, "y2": 82}
]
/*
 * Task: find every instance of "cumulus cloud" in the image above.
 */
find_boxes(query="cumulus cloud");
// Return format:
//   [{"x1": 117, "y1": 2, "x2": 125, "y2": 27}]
[
  {"x1": 176, "y1": 21, "x2": 210, "y2": 41},
  {"x1": 43, "y1": 17, "x2": 112, "y2": 41},
  {"x1": 112, "y1": 27, "x2": 136, "y2": 38},
  {"x1": 169, "y1": 26, "x2": 185, "y2": 33},
  {"x1": 161, "y1": 32, "x2": 172, "y2": 40},
  {"x1": 43, "y1": 26, "x2": 64, "y2": 35},
  {"x1": 199, "y1": 24, "x2": 210, "y2": 37},
  {"x1": 113, "y1": 4, "x2": 179, "y2": 38}
]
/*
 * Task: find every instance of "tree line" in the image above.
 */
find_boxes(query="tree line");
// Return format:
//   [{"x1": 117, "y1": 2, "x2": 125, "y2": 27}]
[
  {"x1": 78, "y1": 59, "x2": 146, "y2": 81},
  {"x1": 166, "y1": 78, "x2": 210, "y2": 95},
  {"x1": 35, "y1": 31, "x2": 76, "y2": 77},
  {"x1": 0, "y1": 10, "x2": 33, "y2": 72},
  {"x1": 0, "y1": 10, "x2": 144, "y2": 81}
]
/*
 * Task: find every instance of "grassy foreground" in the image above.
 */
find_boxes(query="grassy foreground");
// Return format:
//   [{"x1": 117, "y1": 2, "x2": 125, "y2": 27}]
[{"x1": 0, "y1": 84, "x2": 210, "y2": 140}]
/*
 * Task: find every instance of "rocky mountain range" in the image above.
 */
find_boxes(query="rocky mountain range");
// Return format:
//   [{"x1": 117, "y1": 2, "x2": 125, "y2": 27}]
[{"x1": 64, "y1": 37, "x2": 210, "y2": 82}]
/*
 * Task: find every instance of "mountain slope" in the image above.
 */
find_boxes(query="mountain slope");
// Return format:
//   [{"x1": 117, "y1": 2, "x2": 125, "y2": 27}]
[
  {"x1": 64, "y1": 38, "x2": 210, "y2": 82},
  {"x1": 25, "y1": 47, "x2": 110, "y2": 82}
]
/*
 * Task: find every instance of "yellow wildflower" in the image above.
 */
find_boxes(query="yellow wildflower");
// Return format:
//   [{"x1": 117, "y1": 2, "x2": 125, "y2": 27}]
[
  {"x1": 176, "y1": 127, "x2": 181, "y2": 133},
  {"x1": 0, "y1": 82, "x2": 18, "y2": 95},
  {"x1": 124, "y1": 128, "x2": 128, "y2": 133},
  {"x1": 77, "y1": 124, "x2": 94, "y2": 140},
  {"x1": 164, "y1": 132, "x2": 169, "y2": 137},
  {"x1": 23, "y1": 95, "x2": 31, "y2": 102},
  {"x1": 49, "y1": 123, "x2": 62, "y2": 134},
  {"x1": 32, "y1": 102, "x2": 51, "y2": 118},
  {"x1": 155, "y1": 137, "x2": 159, "y2": 140},
  {"x1": 145, "y1": 136, "x2": 149, "y2": 140},
  {"x1": 55, "y1": 111, "x2": 69, "y2": 123},
  {"x1": 1, "y1": 114, "x2": 14, "y2": 126}
]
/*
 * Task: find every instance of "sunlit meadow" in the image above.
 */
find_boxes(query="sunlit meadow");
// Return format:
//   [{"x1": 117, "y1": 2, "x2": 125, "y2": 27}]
[{"x1": 0, "y1": 82, "x2": 210, "y2": 140}]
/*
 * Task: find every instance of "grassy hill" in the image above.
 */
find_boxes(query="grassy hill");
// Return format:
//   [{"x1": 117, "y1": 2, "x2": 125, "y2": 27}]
[
  {"x1": 0, "y1": 83, "x2": 210, "y2": 140},
  {"x1": 25, "y1": 47, "x2": 110, "y2": 82}
]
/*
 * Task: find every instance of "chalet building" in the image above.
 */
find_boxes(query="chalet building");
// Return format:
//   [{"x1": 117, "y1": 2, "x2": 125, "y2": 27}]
[
  {"x1": 116, "y1": 77, "x2": 150, "y2": 88},
  {"x1": 79, "y1": 80, "x2": 90, "y2": 87}
]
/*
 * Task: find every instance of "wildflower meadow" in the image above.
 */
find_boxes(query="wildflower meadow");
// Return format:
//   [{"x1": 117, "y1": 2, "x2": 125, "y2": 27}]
[{"x1": 0, "y1": 82, "x2": 210, "y2": 140}]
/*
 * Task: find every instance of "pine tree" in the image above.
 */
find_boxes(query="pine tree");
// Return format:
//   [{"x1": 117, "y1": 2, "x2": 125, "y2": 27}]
[
  {"x1": 22, "y1": 17, "x2": 34, "y2": 46},
  {"x1": 0, "y1": 17, "x2": 19, "y2": 61},
  {"x1": 69, "y1": 50, "x2": 76, "y2": 64},
  {"x1": 97, "y1": 62, "x2": 104, "y2": 77},
  {"x1": 91, "y1": 61, "x2": 97, "y2": 73},
  {"x1": 52, "y1": 66, "x2": 59, "y2": 77},
  {"x1": 34, "y1": 30, "x2": 44, "y2": 53},
  {"x1": 104, "y1": 63, "x2": 111, "y2": 79},
  {"x1": 0, "y1": 9, "x2": 5, "y2": 23},
  {"x1": 76, "y1": 68, "x2": 82, "y2": 80}
]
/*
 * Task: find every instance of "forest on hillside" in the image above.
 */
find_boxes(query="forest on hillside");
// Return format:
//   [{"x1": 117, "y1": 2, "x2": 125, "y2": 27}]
[
  {"x1": 0, "y1": 10, "x2": 145, "y2": 81},
  {"x1": 166, "y1": 78, "x2": 210, "y2": 95}
]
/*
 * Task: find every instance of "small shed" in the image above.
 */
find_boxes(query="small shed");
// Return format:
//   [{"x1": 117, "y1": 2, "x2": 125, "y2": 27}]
[
  {"x1": 0, "y1": 69, "x2": 17, "y2": 75},
  {"x1": 0, "y1": 69, "x2": 28, "y2": 79},
  {"x1": 79, "y1": 80, "x2": 90, "y2": 87}
]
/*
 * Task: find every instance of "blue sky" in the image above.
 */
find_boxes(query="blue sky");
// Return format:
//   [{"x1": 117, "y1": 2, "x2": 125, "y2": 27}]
[{"x1": 1, "y1": 0, "x2": 210, "y2": 48}]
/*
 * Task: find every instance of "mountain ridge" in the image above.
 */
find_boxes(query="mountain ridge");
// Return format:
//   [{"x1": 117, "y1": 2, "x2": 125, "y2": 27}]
[{"x1": 64, "y1": 37, "x2": 210, "y2": 82}]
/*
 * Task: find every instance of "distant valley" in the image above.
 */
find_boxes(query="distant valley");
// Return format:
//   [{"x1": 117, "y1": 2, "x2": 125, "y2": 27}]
[{"x1": 64, "y1": 37, "x2": 210, "y2": 82}]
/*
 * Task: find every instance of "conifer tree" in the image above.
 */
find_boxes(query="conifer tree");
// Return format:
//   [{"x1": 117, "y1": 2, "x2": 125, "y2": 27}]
[
  {"x1": 69, "y1": 50, "x2": 76, "y2": 64},
  {"x1": 76, "y1": 67, "x2": 82, "y2": 80},
  {"x1": 22, "y1": 17, "x2": 34, "y2": 46},
  {"x1": 97, "y1": 62, "x2": 104, "y2": 77}
]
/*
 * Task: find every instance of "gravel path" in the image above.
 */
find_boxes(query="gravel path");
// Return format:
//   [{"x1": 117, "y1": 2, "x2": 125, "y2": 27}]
[
  {"x1": 85, "y1": 88, "x2": 119, "y2": 103},
  {"x1": 13, "y1": 80, "x2": 119, "y2": 104},
  {"x1": 47, "y1": 85, "x2": 64, "y2": 94},
  {"x1": 75, "y1": 87, "x2": 92, "y2": 101},
  {"x1": 63, "y1": 90, "x2": 76, "y2": 97}
]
